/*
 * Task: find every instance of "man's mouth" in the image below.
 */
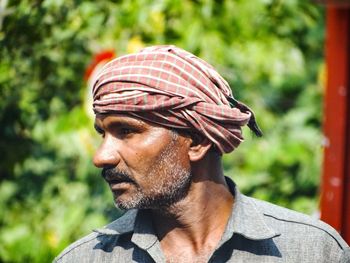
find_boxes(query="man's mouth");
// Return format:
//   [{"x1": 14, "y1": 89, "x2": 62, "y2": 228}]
[
  {"x1": 108, "y1": 181, "x2": 134, "y2": 192},
  {"x1": 101, "y1": 168, "x2": 135, "y2": 186},
  {"x1": 108, "y1": 177, "x2": 134, "y2": 185}
]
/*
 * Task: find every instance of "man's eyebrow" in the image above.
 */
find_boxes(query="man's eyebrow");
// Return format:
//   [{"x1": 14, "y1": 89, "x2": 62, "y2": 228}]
[{"x1": 94, "y1": 118, "x2": 147, "y2": 132}]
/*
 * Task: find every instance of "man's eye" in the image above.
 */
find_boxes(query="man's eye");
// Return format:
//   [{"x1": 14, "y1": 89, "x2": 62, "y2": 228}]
[
  {"x1": 120, "y1": 128, "x2": 133, "y2": 135},
  {"x1": 94, "y1": 125, "x2": 105, "y2": 137}
]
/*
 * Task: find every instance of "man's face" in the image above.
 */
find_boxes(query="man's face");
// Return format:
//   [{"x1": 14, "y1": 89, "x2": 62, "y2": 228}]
[{"x1": 93, "y1": 114, "x2": 192, "y2": 210}]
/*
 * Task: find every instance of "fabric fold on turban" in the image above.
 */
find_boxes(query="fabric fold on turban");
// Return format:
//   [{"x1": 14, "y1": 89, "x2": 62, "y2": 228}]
[{"x1": 92, "y1": 45, "x2": 261, "y2": 154}]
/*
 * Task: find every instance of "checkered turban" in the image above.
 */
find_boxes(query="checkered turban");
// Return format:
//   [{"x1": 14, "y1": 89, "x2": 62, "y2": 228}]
[{"x1": 92, "y1": 45, "x2": 261, "y2": 154}]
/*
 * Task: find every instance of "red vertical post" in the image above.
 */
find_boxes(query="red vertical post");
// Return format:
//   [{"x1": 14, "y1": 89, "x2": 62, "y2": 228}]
[{"x1": 320, "y1": 6, "x2": 350, "y2": 243}]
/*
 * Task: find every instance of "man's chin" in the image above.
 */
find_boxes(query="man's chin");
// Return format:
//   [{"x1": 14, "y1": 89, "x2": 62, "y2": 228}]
[
  {"x1": 111, "y1": 184, "x2": 191, "y2": 210},
  {"x1": 113, "y1": 196, "x2": 154, "y2": 210},
  {"x1": 113, "y1": 195, "x2": 186, "y2": 211},
  {"x1": 114, "y1": 201, "x2": 132, "y2": 210},
  {"x1": 113, "y1": 194, "x2": 143, "y2": 210}
]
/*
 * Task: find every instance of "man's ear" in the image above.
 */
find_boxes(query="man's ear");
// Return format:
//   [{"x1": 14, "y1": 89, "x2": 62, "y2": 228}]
[{"x1": 188, "y1": 134, "x2": 212, "y2": 162}]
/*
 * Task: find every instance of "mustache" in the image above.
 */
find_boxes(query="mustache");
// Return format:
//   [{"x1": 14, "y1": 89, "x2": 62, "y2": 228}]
[{"x1": 101, "y1": 167, "x2": 135, "y2": 184}]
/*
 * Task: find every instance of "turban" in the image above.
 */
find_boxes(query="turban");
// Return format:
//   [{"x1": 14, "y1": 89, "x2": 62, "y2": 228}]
[{"x1": 92, "y1": 45, "x2": 261, "y2": 154}]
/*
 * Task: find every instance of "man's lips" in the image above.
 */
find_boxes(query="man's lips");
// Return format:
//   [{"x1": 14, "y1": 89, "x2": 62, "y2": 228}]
[
  {"x1": 107, "y1": 177, "x2": 134, "y2": 184},
  {"x1": 107, "y1": 178, "x2": 134, "y2": 189},
  {"x1": 108, "y1": 180, "x2": 133, "y2": 191},
  {"x1": 101, "y1": 168, "x2": 135, "y2": 187}
]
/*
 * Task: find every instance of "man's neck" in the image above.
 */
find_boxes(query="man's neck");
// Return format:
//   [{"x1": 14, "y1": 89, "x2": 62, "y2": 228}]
[{"x1": 151, "y1": 154, "x2": 234, "y2": 262}]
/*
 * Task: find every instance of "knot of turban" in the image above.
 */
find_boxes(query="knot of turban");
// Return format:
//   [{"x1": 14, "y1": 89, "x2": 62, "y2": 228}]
[{"x1": 92, "y1": 45, "x2": 261, "y2": 154}]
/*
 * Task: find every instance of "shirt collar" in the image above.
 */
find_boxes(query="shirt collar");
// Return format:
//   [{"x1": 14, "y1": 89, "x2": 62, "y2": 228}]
[
  {"x1": 219, "y1": 177, "x2": 280, "y2": 245},
  {"x1": 94, "y1": 209, "x2": 165, "y2": 262},
  {"x1": 94, "y1": 177, "x2": 280, "y2": 243},
  {"x1": 94, "y1": 209, "x2": 137, "y2": 235}
]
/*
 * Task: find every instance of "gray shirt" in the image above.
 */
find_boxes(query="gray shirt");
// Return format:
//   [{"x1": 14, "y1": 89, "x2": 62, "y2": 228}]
[{"x1": 55, "y1": 179, "x2": 350, "y2": 262}]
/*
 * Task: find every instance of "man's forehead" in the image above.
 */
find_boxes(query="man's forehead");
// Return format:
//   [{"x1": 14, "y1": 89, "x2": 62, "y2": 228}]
[
  {"x1": 94, "y1": 113, "x2": 145, "y2": 125},
  {"x1": 94, "y1": 113, "x2": 175, "y2": 131}
]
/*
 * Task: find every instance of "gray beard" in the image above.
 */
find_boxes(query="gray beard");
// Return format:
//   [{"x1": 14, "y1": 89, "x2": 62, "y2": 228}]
[
  {"x1": 114, "y1": 170, "x2": 192, "y2": 210},
  {"x1": 114, "y1": 131, "x2": 192, "y2": 210}
]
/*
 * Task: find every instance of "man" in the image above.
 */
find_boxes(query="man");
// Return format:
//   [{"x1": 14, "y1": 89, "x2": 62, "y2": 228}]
[{"x1": 55, "y1": 45, "x2": 350, "y2": 262}]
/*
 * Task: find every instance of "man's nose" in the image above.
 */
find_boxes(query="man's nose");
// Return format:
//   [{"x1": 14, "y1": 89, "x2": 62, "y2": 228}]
[{"x1": 93, "y1": 136, "x2": 121, "y2": 168}]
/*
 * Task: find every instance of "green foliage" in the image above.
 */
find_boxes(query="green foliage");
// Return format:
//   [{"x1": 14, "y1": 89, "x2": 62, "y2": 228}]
[{"x1": 0, "y1": 0, "x2": 324, "y2": 262}]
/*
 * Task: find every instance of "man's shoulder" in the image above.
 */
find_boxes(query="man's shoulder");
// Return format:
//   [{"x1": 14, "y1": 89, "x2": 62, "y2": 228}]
[
  {"x1": 54, "y1": 232, "x2": 101, "y2": 262},
  {"x1": 54, "y1": 210, "x2": 137, "y2": 262},
  {"x1": 248, "y1": 196, "x2": 349, "y2": 249}
]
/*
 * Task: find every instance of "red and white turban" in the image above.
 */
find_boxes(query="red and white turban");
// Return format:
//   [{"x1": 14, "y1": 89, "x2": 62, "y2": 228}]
[{"x1": 92, "y1": 45, "x2": 261, "y2": 154}]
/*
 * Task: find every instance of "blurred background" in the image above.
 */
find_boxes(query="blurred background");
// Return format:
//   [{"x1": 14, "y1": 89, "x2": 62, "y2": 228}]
[{"x1": 0, "y1": 0, "x2": 326, "y2": 262}]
